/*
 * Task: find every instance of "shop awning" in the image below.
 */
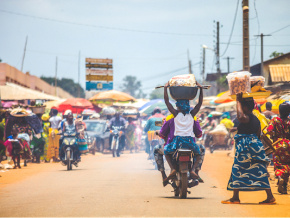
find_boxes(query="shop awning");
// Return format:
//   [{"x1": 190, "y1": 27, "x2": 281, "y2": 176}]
[
  {"x1": 0, "y1": 83, "x2": 61, "y2": 101},
  {"x1": 269, "y1": 64, "x2": 290, "y2": 82}
]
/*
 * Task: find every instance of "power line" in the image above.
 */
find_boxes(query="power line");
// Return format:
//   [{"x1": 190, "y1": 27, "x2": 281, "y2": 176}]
[
  {"x1": 269, "y1": 24, "x2": 290, "y2": 35},
  {"x1": 220, "y1": 44, "x2": 290, "y2": 47},
  {"x1": 0, "y1": 9, "x2": 216, "y2": 37},
  {"x1": 140, "y1": 66, "x2": 188, "y2": 81},
  {"x1": 220, "y1": 0, "x2": 239, "y2": 57}
]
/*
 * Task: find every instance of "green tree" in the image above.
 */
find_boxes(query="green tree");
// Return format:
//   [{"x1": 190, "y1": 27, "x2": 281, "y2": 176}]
[
  {"x1": 121, "y1": 76, "x2": 146, "y2": 98},
  {"x1": 149, "y1": 85, "x2": 163, "y2": 99},
  {"x1": 217, "y1": 75, "x2": 228, "y2": 92},
  {"x1": 41, "y1": 76, "x2": 85, "y2": 98},
  {"x1": 270, "y1": 51, "x2": 284, "y2": 58}
]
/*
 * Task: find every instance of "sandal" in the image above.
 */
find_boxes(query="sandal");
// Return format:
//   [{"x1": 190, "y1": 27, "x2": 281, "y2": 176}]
[
  {"x1": 221, "y1": 199, "x2": 240, "y2": 204},
  {"x1": 190, "y1": 171, "x2": 198, "y2": 180},
  {"x1": 163, "y1": 180, "x2": 169, "y2": 187},
  {"x1": 259, "y1": 198, "x2": 276, "y2": 205},
  {"x1": 198, "y1": 177, "x2": 204, "y2": 183},
  {"x1": 163, "y1": 170, "x2": 176, "y2": 184}
]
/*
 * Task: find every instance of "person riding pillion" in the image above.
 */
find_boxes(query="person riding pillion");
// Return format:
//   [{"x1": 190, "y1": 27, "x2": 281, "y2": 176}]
[{"x1": 163, "y1": 81, "x2": 203, "y2": 183}]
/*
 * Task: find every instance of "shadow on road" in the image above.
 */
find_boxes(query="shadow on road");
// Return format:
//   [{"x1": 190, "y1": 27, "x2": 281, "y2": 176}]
[
  {"x1": 58, "y1": 169, "x2": 87, "y2": 172},
  {"x1": 160, "y1": 196, "x2": 205, "y2": 200}
]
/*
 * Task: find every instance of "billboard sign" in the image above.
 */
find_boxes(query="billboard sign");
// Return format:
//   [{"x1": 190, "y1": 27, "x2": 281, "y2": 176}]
[
  {"x1": 86, "y1": 69, "x2": 113, "y2": 75},
  {"x1": 86, "y1": 81, "x2": 113, "y2": 91},
  {"x1": 85, "y1": 58, "x2": 113, "y2": 91}
]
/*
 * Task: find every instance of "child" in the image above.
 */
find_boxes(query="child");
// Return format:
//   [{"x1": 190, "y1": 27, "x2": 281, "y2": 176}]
[{"x1": 163, "y1": 81, "x2": 203, "y2": 182}]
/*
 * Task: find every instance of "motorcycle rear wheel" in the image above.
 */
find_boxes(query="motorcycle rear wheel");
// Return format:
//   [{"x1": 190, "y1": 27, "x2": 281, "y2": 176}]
[{"x1": 179, "y1": 173, "x2": 188, "y2": 199}]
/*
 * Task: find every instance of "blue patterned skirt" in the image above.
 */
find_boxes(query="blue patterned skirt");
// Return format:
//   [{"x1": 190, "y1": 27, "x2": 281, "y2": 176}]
[
  {"x1": 164, "y1": 136, "x2": 200, "y2": 155},
  {"x1": 227, "y1": 134, "x2": 270, "y2": 191}
]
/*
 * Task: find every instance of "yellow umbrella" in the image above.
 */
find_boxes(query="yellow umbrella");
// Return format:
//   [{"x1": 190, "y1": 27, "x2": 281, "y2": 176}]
[{"x1": 89, "y1": 90, "x2": 136, "y2": 102}]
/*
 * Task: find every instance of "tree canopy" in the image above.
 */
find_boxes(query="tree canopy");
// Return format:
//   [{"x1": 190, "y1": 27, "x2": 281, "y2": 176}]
[
  {"x1": 270, "y1": 51, "x2": 284, "y2": 58},
  {"x1": 41, "y1": 76, "x2": 85, "y2": 98},
  {"x1": 121, "y1": 76, "x2": 146, "y2": 98}
]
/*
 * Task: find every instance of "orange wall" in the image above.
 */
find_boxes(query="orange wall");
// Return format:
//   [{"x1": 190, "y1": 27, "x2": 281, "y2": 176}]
[{"x1": 0, "y1": 63, "x2": 73, "y2": 99}]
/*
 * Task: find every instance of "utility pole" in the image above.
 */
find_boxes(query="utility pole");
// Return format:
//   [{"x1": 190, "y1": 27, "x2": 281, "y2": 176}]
[
  {"x1": 187, "y1": 49, "x2": 192, "y2": 74},
  {"x1": 202, "y1": 47, "x2": 206, "y2": 83},
  {"x1": 216, "y1": 21, "x2": 221, "y2": 75},
  {"x1": 254, "y1": 33, "x2": 271, "y2": 77},
  {"x1": 78, "y1": 51, "x2": 81, "y2": 97},
  {"x1": 21, "y1": 36, "x2": 28, "y2": 72},
  {"x1": 223, "y1": 57, "x2": 235, "y2": 74},
  {"x1": 55, "y1": 57, "x2": 58, "y2": 96},
  {"x1": 242, "y1": 0, "x2": 250, "y2": 71}
]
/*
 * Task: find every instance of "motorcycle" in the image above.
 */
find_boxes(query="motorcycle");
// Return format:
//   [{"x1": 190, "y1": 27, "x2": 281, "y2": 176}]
[
  {"x1": 169, "y1": 149, "x2": 199, "y2": 199},
  {"x1": 110, "y1": 126, "x2": 123, "y2": 157},
  {"x1": 60, "y1": 133, "x2": 80, "y2": 171}
]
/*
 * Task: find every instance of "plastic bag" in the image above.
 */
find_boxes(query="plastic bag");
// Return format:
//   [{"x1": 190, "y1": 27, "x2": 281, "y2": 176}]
[
  {"x1": 226, "y1": 71, "x2": 251, "y2": 95},
  {"x1": 169, "y1": 74, "x2": 196, "y2": 87}
]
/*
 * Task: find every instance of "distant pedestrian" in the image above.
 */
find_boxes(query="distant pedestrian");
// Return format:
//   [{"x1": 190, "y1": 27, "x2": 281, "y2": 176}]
[
  {"x1": 267, "y1": 102, "x2": 290, "y2": 194},
  {"x1": 262, "y1": 102, "x2": 276, "y2": 119},
  {"x1": 48, "y1": 109, "x2": 61, "y2": 162}
]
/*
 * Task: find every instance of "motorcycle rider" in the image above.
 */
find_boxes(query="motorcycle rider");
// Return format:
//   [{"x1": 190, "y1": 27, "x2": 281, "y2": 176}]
[
  {"x1": 155, "y1": 113, "x2": 205, "y2": 186},
  {"x1": 109, "y1": 112, "x2": 126, "y2": 151},
  {"x1": 144, "y1": 107, "x2": 165, "y2": 157},
  {"x1": 163, "y1": 81, "x2": 203, "y2": 183},
  {"x1": 61, "y1": 112, "x2": 80, "y2": 166}
]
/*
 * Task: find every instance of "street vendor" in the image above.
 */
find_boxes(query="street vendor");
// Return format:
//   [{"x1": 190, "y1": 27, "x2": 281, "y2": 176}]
[
  {"x1": 222, "y1": 93, "x2": 276, "y2": 205},
  {"x1": 155, "y1": 112, "x2": 204, "y2": 186},
  {"x1": 163, "y1": 81, "x2": 203, "y2": 183}
]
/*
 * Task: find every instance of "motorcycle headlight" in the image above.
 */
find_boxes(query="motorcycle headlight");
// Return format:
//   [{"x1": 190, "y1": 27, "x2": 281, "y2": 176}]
[
  {"x1": 70, "y1": 139, "x2": 76, "y2": 145},
  {"x1": 63, "y1": 138, "x2": 70, "y2": 145}
]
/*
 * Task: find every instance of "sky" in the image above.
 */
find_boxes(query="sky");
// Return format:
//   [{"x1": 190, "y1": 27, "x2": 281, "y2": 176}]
[{"x1": 0, "y1": 0, "x2": 290, "y2": 96}]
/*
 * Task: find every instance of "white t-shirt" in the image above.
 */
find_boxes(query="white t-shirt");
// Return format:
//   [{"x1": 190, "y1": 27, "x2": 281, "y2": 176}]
[
  {"x1": 174, "y1": 113, "x2": 194, "y2": 137},
  {"x1": 49, "y1": 116, "x2": 62, "y2": 129}
]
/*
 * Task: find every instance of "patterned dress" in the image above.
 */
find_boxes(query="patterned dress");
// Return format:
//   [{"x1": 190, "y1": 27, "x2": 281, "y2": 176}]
[
  {"x1": 267, "y1": 117, "x2": 290, "y2": 179},
  {"x1": 227, "y1": 134, "x2": 270, "y2": 191}
]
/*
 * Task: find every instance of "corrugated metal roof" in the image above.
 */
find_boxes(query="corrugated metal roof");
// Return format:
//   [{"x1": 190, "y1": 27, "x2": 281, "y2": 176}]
[{"x1": 269, "y1": 64, "x2": 290, "y2": 82}]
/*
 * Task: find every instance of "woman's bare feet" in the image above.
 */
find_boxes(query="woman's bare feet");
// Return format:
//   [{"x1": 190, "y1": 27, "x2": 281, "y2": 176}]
[{"x1": 259, "y1": 198, "x2": 276, "y2": 204}]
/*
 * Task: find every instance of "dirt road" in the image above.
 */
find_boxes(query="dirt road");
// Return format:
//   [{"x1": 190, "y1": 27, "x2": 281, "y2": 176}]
[{"x1": 0, "y1": 151, "x2": 290, "y2": 217}]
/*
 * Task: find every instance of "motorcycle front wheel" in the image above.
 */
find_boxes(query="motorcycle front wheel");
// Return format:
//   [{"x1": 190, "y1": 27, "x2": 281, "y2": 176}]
[
  {"x1": 112, "y1": 138, "x2": 116, "y2": 157},
  {"x1": 66, "y1": 150, "x2": 72, "y2": 171}
]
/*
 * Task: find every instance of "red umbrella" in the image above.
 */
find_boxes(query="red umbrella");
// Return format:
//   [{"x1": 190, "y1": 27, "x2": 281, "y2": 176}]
[{"x1": 57, "y1": 98, "x2": 94, "y2": 114}]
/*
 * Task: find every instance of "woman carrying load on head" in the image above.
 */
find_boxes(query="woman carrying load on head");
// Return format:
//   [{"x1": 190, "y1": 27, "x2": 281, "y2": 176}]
[
  {"x1": 222, "y1": 93, "x2": 276, "y2": 205},
  {"x1": 163, "y1": 81, "x2": 203, "y2": 183},
  {"x1": 267, "y1": 102, "x2": 290, "y2": 194}
]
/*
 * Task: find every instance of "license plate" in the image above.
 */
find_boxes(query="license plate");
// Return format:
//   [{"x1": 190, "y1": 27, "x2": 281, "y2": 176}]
[{"x1": 179, "y1": 156, "x2": 190, "y2": 162}]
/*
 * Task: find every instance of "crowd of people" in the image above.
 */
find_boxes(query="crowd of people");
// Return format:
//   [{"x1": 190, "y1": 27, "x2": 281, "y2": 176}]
[
  {"x1": 1, "y1": 87, "x2": 290, "y2": 204},
  {"x1": 0, "y1": 104, "x2": 146, "y2": 169}
]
